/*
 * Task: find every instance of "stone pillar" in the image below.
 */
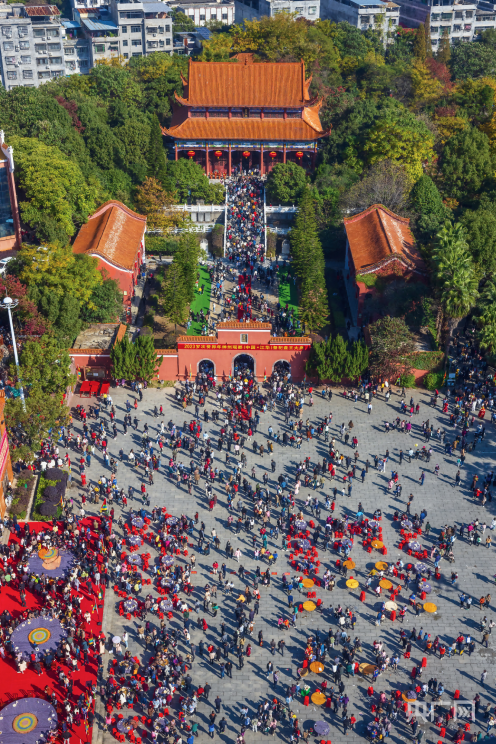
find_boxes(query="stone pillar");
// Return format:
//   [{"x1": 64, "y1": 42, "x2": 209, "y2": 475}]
[
  {"x1": 206, "y1": 142, "x2": 209, "y2": 176},
  {"x1": 283, "y1": 143, "x2": 286, "y2": 164},
  {"x1": 228, "y1": 142, "x2": 232, "y2": 177}
]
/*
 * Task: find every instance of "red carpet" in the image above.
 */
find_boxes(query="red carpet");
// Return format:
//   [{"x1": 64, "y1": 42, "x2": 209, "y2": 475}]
[{"x1": 0, "y1": 519, "x2": 107, "y2": 744}]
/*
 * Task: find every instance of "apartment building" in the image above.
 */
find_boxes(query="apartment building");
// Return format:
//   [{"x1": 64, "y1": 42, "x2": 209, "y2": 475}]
[
  {"x1": 320, "y1": 0, "x2": 399, "y2": 40},
  {"x1": 74, "y1": 0, "x2": 172, "y2": 63},
  {"x1": 235, "y1": 0, "x2": 320, "y2": 24},
  {"x1": 390, "y1": 0, "x2": 485, "y2": 44},
  {"x1": 0, "y1": 3, "x2": 70, "y2": 90},
  {"x1": 168, "y1": 0, "x2": 234, "y2": 25}
]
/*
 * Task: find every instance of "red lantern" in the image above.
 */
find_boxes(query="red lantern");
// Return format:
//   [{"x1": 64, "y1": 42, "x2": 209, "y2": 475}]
[
  {"x1": 215, "y1": 150, "x2": 223, "y2": 157},
  {"x1": 296, "y1": 151, "x2": 304, "y2": 158},
  {"x1": 269, "y1": 151, "x2": 277, "y2": 158},
  {"x1": 242, "y1": 151, "x2": 250, "y2": 157},
  {"x1": 187, "y1": 150, "x2": 195, "y2": 158}
]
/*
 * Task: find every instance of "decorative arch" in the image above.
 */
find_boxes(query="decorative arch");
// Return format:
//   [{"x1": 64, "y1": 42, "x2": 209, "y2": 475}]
[
  {"x1": 233, "y1": 353, "x2": 256, "y2": 377},
  {"x1": 198, "y1": 359, "x2": 215, "y2": 376},
  {"x1": 273, "y1": 359, "x2": 291, "y2": 377}
]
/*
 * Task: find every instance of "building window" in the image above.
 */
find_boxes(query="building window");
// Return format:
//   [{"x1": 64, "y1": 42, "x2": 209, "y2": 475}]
[
  {"x1": 95, "y1": 44, "x2": 105, "y2": 53},
  {"x1": 465, "y1": 10, "x2": 473, "y2": 17},
  {"x1": 36, "y1": 57, "x2": 48, "y2": 65},
  {"x1": 47, "y1": 29, "x2": 59, "y2": 38},
  {"x1": 19, "y1": 40, "x2": 30, "y2": 49},
  {"x1": 454, "y1": 10, "x2": 463, "y2": 18},
  {"x1": 308, "y1": 6, "x2": 317, "y2": 13},
  {"x1": 265, "y1": 109, "x2": 284, "y2": 118},
  {"x1": 286, "y1": 109, "x2": 301, "y2": 118},
  {"x1": 23, "y1": 69, "x2": 33, "y2": 78},
  {"x1": 80, "y1": 59, "x2": 89, "y2": 66},
  {"x1": 7, "y1": 71, "x2": 17, "y2": 80},
  {"x1": 33, "y1": 29, "x2": 45, "y2": 37},
  {"x1": 431, "y1": 13, "x2": 439, "y2": 19},
  {"x1": 240, "y1": 334, "x2": 248, "y2": 343},
  {"x1": 35, "y1": 44, "x2": 47, "y2": 52},
  {"x1": 4, "y1": 56, "x2": 16, "y2": 65},
  {"x1": 295, "y1": 6, "x2": 304, "y2": 12},
  {"x1": 200, "y1": 13, "x2": 205, "y2": 20},
  {"x1": 51, "y1": 69, "x2": 64, "y2": 77},
  {"x1": 165, "y1": 24, "x2": 170, "y2": 32},
  {"x1": 131, "y1": 25, "x2": 141, "y2": 32},
  {"x1": 453, "y1": 24, "x2": 461, "y2": 31},
  {"x1": 249, "y1": 108, "x2": 261, "y2": 118},
  {"x1": 64, "y1": 47, "x2": 74, "y2": 54},
  {"x1": 121, "y1": 25, "x2": 128, "y2": 32},
  {"x1": 109, "y1": 44, "x2": 118, "y2": 51},
  {"x1": 48, "y1": 42, "x2": 61, "y2": 50},
  {"x1": 222, "y1": 13, "x2": 227, "y2": 18},
  {"x1": 441, "y1": 13, "x2": 452, "y2": 20},
  {"x1": 231, "y1": 108, "x2": 242, "y2": 117},
  {"x1": 147, "y1": 26, "x2": 158, "y2": 32},
  {"x1": 3, "y1": 41, "x2": 14, "y2": 51},
  {"x1": 131, "y1": 39, "x2": 141, "y2": 46},
  {"x1": 361, "y1": 15, "x2": 370, "y2": 22},
  {"x1": 132, "y1": 51, "x2": 142, "y2": 56},
  {"x1": 17, "y1": 26, "x2": 28, "y2": 37},
  {"x1": 431, "y1": 25, "x2": 439, "y2": 32},
  {"x1": 165, "y1": 37, "x2": 170, "y2": 44},
  {"x1": 123, "y1": 39, "x2": 128, "y2": 46},
  {"x1": 192, "y1": 108, "x2": 206, "y2": 117},
  {"x1": 464, "y1": 23, "x2": 472, "y2": 30},
  {"x1": 147, "y1": 40, "x2": 158, "y2": 47},
  {"x1": 38, "y1": 70, "x2": 50, "y2": 78},
  {"x1": 1, "y1": 27, "x2": 12, "y2": 37},
  {"x1": 159, "y1": 39, "x2": 164, "y2": 46},
  {"x1": 209, "y1": 108, "x2": 228, "y2": 117},
  {"x1": 21, "y1": 55, "x2": 31, "y2": 63}
]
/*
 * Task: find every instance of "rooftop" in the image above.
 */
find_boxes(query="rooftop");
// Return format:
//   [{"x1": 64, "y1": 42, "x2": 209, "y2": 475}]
[
  {"x1": 72, "y1": 200, "x2": 146, "y2": 271},
  {"x1": 344, "y1": 204, "x2": 426, "y2": 275},
  {"x1": 81, "y1": 17, "x2": 118, "y2": 30},
  {"x1": 175, "y1": 55, "x2": 314, "y2": 108},
  {"x1": 72, "y1": 323, "x2": 126, "y2": 351},
  {"x1": 24, "y1": 4, "x2": 60, "y2": 15}
]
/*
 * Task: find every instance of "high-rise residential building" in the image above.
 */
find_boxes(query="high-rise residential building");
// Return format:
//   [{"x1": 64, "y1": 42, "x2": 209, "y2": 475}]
[
  {"x1": 168, "y1": 0, "x2": 235, "y2": 26},
  {"x1": 235, "y1": 0, "x2": 320, "y2": 24},
  {"x1": 320, "y1": 0, "x2": 399, "y2": 40}
]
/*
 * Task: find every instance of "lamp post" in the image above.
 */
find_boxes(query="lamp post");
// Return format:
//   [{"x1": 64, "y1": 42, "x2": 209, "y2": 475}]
[{"x1": 3, "y1": 297, "x2": 25, "y2": 410}]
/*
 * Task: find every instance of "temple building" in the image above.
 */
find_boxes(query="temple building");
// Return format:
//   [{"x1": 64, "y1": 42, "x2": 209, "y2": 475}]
[{"x1": 162, "y1": 54, "x2": 330, "y2": 176}]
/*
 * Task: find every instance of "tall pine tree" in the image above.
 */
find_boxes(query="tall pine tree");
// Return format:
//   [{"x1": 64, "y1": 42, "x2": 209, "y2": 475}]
[
  {"x1": 147, "y1": 114, "x2": 168, "y2": 185},
  {"x1": 438, "y1": 28, "x2": 451, "y2": 65},
  {"x1": 424, "y1": 14, "x2": 432, "y2": 57},
  {"x1": 162, "y1": 261, "x2": 188, "y2": 332},
  {"x1": 414, "y1": 23, "x2": 426, "y2": 61}
]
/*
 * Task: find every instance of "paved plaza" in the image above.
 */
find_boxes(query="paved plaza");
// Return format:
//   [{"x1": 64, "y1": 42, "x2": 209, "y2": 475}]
[{"x1": 70, "y1": 382, "x2": 496, "y2": 744}]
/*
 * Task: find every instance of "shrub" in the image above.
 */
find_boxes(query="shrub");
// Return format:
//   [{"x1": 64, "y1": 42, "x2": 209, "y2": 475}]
[
  {"x1": 143, "y1": 312, "x2": 155, "y2": 330},
  {"x1": 266, "y1": 231, "x2": 277, "y2": 259},
  {"x1": 399, "y1": 372, "x2": 416, "y2": 388},
  {"x1": 425, "y1": 371, "x2": 444, "y2": 390},
  {"x1": 45, "y1": 467, "x2": 66, "y2": 482},
  {"x1": 39, "y1": 501, "x2": 57, "y2": 516}
]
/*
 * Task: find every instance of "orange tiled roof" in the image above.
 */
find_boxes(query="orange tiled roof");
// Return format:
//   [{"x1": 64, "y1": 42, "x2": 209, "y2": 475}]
[
  {"x1": 162, "y1": 108, "x2": 326, "y2": 141},
  {"x1": 217, "y1": 321, "x2": 272, "y2": 329},
  {"x1": 177, "y1": 336, "x2": 218, "y2": 342},
  {"x1": 24, "y1": 4, "x2": 60, "y2": 14},
  {"x1": 344, "y1": 204, "x2": 426, "y2": 274},
  {"x1": 176, "y1": 57, "x2": 312, "y2": 108},
  {"x1": 73, "y1": 201, "x2": 146, "y2": 272}
]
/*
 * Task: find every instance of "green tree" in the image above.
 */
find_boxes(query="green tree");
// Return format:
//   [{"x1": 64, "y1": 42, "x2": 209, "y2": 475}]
[
  {"x1": 134, "y1": 335, "x2": 162, "y2": 382},
  {"x1": 450, "y1": 41, "x2": 496, "y2": 80},
  {"x1": 266, "y1": 163, "x2": 308, "y2": 205},
  {"x1": 11, "y1": 334, "x2": 74, "y2": 395},
  {"x1": 433, "y1": 222, "x2": 479, "y2": 348},
  {"x1": 345, "y1": 339, "x2": 369, "y2": 381},
  {"x1": 369, "y1": 316, "x2": 416, "y2": 381},
  {"x1": 437, "y1": 28, "x2": 451, "y2": 65},
  {"x1": 413, "y1": 23, "x2": 426, "y2": 61},
  {"x1": 162, "y1": 260, "x2": 189, "y2": 331},
  {"x1": 5, "y1": 391, "x2": 70, "y2": 457},
  {"x1": 440, "y1": 127, "x2": 494, "y2": 201},
  {"x1": 410, "y1": 174, "x2": 450, "y2": 236},
  {"x1": 28, "y1": 285, "x2": 83, "y2": 347},
  {"x1": 111, "y1": 336, "x2": 136, "y2": 380},
  {"x1": 175, "y1": 232, "x2": 201, "y2": 304},
  {"x1": 299, "y1": 286, "x2": 329, "y2": 334},
  {"x1": 424, "y1": 15, "x2": 432, "y2": 57},
  {"x1": 290, "y1": 187, "x2": 325, "y2": 285},
  {"x1": 460, "y1": 203, "x2": 496, "y2": 275},
  {"x1": 478, "y1": 304, "x2": 496, "y2": 353},
  {"x1": 18, "y1": 243, "x2": 102, "y2": 307},
  {"x1": 81, "y1": 278, "x2": 123, "y2": 323},
  {"x1": 307, "y1": 334, "x2": 347, "y2": 381},
  {"x1": 147, "y1": 113, "x2": 168, "y2": 184},
  {"x1": 10, "y1": 136, "x2": 100, "y2": 241},
  {"x1": 164, "y1": 159, "x2": 224, "y2": 204},
  {"x1": 171, "y1": 8, "x2": 196, "y2": 31}
]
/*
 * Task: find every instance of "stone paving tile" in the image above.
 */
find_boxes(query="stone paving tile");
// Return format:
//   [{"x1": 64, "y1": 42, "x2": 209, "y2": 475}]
[{"x1": 70, "y1": 384, "x2": 496, "y2": 744}]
